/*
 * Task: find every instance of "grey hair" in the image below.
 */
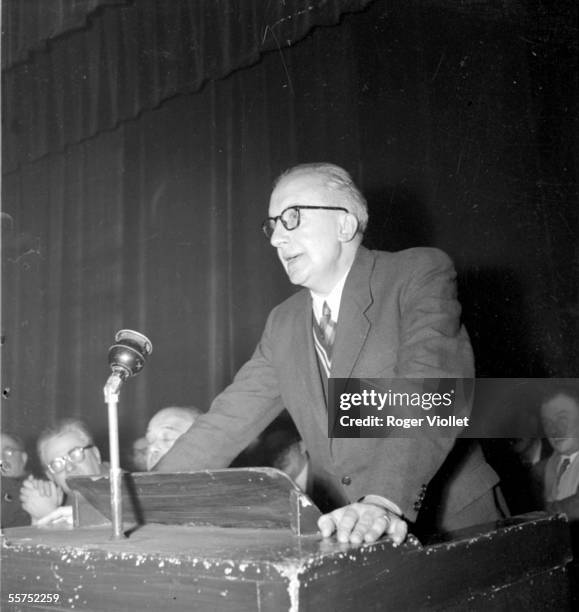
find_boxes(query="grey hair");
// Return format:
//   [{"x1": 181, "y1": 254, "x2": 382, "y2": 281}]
[
  {"x1": 274, "y1": 163, "x2": 369, "y2": 234},
  {"x1": 37, "y1": 419, "x2": 94, "y2": 467}
]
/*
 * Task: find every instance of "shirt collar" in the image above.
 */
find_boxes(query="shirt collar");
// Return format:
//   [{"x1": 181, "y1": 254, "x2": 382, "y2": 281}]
[
  {"x1": 310, "y1": 265, "x2": 352, "y2": 324},
  {"x1": 559, "y1": 451, "x2": 579, "y2": 467}
]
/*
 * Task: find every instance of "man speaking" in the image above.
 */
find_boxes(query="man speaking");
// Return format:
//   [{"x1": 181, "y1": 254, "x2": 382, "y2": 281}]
[{"x1": 155, "y1": 163, "x2": 502, "y2": 545}]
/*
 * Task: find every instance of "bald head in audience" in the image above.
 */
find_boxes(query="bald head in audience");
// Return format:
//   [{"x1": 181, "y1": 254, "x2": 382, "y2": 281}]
[{"x1": 145, "y1": 406, "x2": 202, "y2": 470}]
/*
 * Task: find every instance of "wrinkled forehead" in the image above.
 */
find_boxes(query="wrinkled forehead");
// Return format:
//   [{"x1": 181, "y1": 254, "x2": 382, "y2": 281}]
[{"x1": 269, "y1": 171, "x2": 333, "y2": 216}]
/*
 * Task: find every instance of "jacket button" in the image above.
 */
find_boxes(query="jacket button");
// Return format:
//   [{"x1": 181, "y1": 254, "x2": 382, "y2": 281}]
[{"x1": 341, "y1": 475, "x2": 352, "y2": 486}]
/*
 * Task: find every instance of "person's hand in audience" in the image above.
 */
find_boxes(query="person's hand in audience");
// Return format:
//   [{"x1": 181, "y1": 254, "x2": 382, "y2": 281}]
[
  {"x1": 20, "y1": 476, "x2": 64, "y2": 523},
  {"x1": 34, "y1": 505, "x2": 73, "y2": 527}
]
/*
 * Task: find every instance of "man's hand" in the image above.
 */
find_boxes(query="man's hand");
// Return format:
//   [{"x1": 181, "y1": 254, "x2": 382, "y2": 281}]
[
  {"x1": 318, "y1": 501, "x2": 408, "y2": 546},
  {"x1": 33, "y1": 505, "x2": 73, "y2": 527},
  {"x1": 19, "y1": 476, "x2": 64, "y2": 521}
]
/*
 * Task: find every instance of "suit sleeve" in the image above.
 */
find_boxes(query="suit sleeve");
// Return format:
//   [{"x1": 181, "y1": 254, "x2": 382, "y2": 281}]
[
  {"x1": 362, "y1": 248, "x2": 476, "y2": 520},
  {"x1": 155, "y1": 310, "x2": 285, "y2": 472},
  {"x1": 548, "y1": 495, "x2": 579, "y2": 520},
  {"x1": 395, "y1": 248, "x2": 474, "y2": 379}
]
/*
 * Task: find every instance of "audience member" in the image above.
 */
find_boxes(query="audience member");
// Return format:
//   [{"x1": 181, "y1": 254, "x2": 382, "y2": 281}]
[
  {"x1": 537, "y1": 386, "x2": 579, "y2": 516},
  {"x1": 485, "y1": 403, "x2": 549, "y2": 515},
  {"x1": 1, "y1": 432, "x2": 31, "y2": 527},
  {"x1": 537, "y1": 385, "x2": 579, "y2": 606},
  {"x1": 145, "y1": 406, "x2": 202, "y2": 470},
  {"x1": 1, "y1": 432, "x2": 28, "y2": 478},
  {"x1": 20, "y1": 419, "x2": 105, "y2": 526}
]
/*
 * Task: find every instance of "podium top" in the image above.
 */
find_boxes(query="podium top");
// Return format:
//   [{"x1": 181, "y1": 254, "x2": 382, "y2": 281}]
[{"x1": 67, "y1": 467, "x2": 323, "y2": 535}]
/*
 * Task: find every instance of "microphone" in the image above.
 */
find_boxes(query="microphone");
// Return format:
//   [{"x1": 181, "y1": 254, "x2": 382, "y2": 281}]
[
  {"x1": 105, "y1": 330, "x2": 153, "y2": 397},
  {"x1": 103, "y1": 329, "x2": 152, "y2": 540}
]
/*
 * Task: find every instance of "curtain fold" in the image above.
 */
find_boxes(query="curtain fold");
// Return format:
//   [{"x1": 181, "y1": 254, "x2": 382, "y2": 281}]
[
  {"x1": 2, "y1": 0, "x2": 375, "y2": 173},
  {"x1": 1, "y1": 0, "x2": 128, "y2": 69}
]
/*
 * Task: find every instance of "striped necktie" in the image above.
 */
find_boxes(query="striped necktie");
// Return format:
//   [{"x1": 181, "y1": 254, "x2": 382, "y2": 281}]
[
  {"x1": 556, "y1": 457, "x2": 571, "y2": 486},
  {"x1": 313, "y1": 301, "x2": 336, "y2": 378}
]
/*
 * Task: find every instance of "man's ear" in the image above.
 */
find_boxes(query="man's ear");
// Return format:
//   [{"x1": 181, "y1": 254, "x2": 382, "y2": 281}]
[
  {"x1": 21, "y1": 451, "x2": 28, "y2": 467},
  {"x1": 337, "y1": 213, "x2": 359, "y2": 242}
]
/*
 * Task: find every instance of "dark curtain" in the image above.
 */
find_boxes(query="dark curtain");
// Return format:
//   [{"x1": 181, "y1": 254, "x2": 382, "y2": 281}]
[
  {"x1": 2, "y1": 0, "x2": 577, "y2": 470},
  {"x1": 1, "y1": 0, "x2": 127, "y2": 69},
  {"x1": 2, "y1": 0, "x2": 374, "y2": 172},
  {"x1": 2, "y1": 2, "x2": 367, "y2": 466}
]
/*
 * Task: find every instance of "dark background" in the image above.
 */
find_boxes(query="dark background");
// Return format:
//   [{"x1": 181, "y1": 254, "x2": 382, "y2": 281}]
[{"x1": 1, "y1": 0, "x2": 577, "y2": 473}]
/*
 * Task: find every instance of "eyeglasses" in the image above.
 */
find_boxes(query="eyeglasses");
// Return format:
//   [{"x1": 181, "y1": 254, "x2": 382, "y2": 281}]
[
  {"x1": 261, "y1": 205, "x2": 349, "y2": 239},
  {"x1": 46, "y1": 445, "x2": 94, "y2": 474}
]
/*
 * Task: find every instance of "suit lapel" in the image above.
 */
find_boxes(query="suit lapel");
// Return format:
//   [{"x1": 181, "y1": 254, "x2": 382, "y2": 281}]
[{"x1": 331, "y1": 247, "x2": 375, "y2": 380}]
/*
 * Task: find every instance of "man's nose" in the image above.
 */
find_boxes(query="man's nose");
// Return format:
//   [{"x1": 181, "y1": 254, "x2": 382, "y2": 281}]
[
  {"x1": 65, "y1": 460, "x2": 77, "y2": 473},
  {"x1": 270, "y1": 220, "x2": 289, "y2": 248}
]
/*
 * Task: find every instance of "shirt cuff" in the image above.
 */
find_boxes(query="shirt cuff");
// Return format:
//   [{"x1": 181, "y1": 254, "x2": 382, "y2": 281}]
[{"x1": 361, "y1": 494, "x2": 403, "y2": 517}]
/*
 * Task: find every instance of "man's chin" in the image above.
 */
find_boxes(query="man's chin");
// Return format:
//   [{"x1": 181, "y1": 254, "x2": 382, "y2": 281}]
[
  {"x1": 552, "y1": 439, "x2": 579, "y2": 455},
  {"x1": 286, "y1": 269, "x2": 306, "y2": 286}
]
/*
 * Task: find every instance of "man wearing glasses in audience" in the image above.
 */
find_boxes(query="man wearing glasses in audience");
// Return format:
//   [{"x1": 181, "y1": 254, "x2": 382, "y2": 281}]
[
  {"x1": 20, "y1": 419, "x2": 105, "y2": 526},
  {"x1": 156, "y1": 163, "x2": 503, "y2": 545}
]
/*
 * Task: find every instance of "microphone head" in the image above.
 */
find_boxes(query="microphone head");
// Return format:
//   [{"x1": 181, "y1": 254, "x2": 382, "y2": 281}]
[{"x1": 108, "y1": 329, "x2": 153, "y2": 378}]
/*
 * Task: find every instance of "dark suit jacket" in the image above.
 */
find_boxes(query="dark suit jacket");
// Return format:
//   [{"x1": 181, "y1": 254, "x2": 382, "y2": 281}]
[
  {"x1": 1, "y1": 475, "x2": 31, "y2": 528},
  {"x1": 158, "y1": 246, "x2": 499, "y2": 529},
  {"x1": 535, "y1": 452, "x2": 579, "y2": 520}
]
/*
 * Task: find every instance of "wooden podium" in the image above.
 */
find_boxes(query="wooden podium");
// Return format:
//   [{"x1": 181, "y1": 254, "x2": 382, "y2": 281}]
[{"x1": 1, "y1": 468, "x2": 574, "y2": 611}]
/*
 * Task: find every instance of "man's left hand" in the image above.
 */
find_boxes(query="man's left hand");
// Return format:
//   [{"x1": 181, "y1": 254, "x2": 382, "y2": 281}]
[{"x1": 318, "y1": 502, "x2": 407, "y2": 546}]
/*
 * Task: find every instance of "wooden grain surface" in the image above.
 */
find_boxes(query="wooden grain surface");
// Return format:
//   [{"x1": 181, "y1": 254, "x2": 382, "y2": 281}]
[{"x1": 67, "y1": 468, "x2": 322, "y2": 535}]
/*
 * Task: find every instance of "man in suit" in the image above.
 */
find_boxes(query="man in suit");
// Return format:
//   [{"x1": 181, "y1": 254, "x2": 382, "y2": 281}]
[
  {"x1": 156, "y1": 162, "x2": 502, "y2": 544},
  {"x1": 537, "y1": 386, "x2": 579, "y2": 517}
]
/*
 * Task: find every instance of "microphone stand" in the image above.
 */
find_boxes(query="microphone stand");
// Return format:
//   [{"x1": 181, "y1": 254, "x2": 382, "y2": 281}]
[
  {"x1": 104, "y1": 371, "x2": 125, "y2": 540},
  {"x1": 102, "y1": 329, "x2": 152, "y2": 541}
]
